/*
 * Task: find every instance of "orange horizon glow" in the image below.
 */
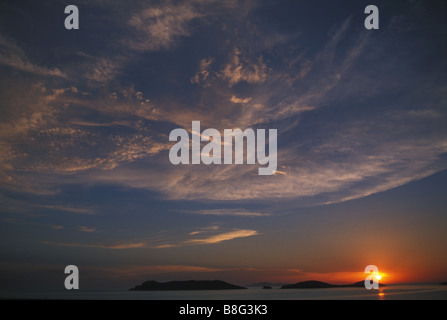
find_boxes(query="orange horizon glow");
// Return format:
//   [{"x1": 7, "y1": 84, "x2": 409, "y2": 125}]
[
  {"x1": 54, "y1": 262, "x2": 444, "y2": 287},
  {"x1": 276, "y1": 268, "x2": 397, "y2": 285},
  {"x1": 272, "y1": 266, "x2": 447, "y2": 285}
]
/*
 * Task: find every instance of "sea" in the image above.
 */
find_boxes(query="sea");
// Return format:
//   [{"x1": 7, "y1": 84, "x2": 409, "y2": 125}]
[{"x1": 1, "y1": 283, "x2": 446, "y2": 300}]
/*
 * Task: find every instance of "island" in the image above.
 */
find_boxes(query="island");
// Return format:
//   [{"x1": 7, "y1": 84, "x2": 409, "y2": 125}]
[
  {"x1": 281, "y1": 280, "x2": 385, "y2": 289},
  {"x1": 129, "y1": 280, "x2": 247, "y2": 291},
  {"x1": 248, "y1": 282, "x2": 287, "y2": 288}
]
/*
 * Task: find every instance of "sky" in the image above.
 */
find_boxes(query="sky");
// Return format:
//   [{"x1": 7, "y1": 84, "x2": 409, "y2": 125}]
[{"x1": 0, "y1": 0, "x2": 446, "y2": 291}]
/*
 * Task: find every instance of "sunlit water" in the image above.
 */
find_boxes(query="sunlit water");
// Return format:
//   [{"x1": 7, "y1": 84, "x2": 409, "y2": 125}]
[{"x1": 1, "y1": 284, "x2": 446, "y2": 300}]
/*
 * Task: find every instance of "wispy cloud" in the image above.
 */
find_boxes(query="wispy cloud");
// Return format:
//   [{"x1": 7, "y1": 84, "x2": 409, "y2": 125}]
[
  {"x1": 83, "y1": 57, "x2": 125, "y2": 83},
  {"x1": 42, "y1": 241, "x2": 146, "y2": 250},
  {"x1": 126, "y1": 3, "x2": 201, "y2": 52},
  {"x1": 189, "y1": 225, "x2": 220, "y2": 235},
  {"x1": 85, "y1": 109, "x2": 446, "y2": 204},
  {"x1": 0, "y1": 81, "x2": 170, "y2": 181},
  {"x1": 185, "y1": 229, "x2": 258, "y2": 245},
  {"x1": 38, "y1": 205, "x2": 96, "y2": 215},
  {"x1": 77, "y1": 226, "x2": 97, "y2": 232},
  {"x1": 0, "y1": 34, "x2": 66, "y2": 77},
  {"x1": 187, "y1": 209, "x2": 271, "y2": 217},
  {"x1": 0, "y1": 2, "x2": 445, "y2": 209},
  {"x1": 43, "y1": 227, "x2": 258, "y2": 250},
  {"x1": 153, "y1": 228, "x2": 259, "y2": 248}
]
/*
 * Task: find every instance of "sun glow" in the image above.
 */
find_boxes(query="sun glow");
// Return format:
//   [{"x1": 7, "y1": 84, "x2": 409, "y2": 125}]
[{"x1": 376, "y1": 271, "x2": 390, "y2": 282}]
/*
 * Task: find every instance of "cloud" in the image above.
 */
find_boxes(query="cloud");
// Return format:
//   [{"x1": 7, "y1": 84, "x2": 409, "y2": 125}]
[
  {"x1": 55, "y1": 15, "x2": 445, "y2": 204},
  {"x1": 219, "y1": 48, "x2": 268, "y2": 86},
  {"x1": 83, "y1": 57, "x2": 124, "y2": 83},
  {"x1": 189, "y1": 225, "x2": 220, "y2": 235},
  {"x1": 190, "y1": 58, "x2": 215, "y2": 84},
  {"x1": 77, "y1": 226, "x2": 97, "y2": 232},
  {"x1": 0, "y1": 80, "x2": 170, "y2": 182},
  {"x1": 0, "y1": 34, "x2": 66, "y2": 77},
  {"x1": 230, "y1": 96, "x2": 252, "y2": 104},
  {"x1": 151, "y1": 228, "x2": 259, "y2": 248},
  {"x1": 38, "y1": 205, "x2": 96, "y2": 215},
  {"x1": 185, "y1": 229, "x2": 258, "y2": 245},
  {"x1": 84, "y1": 105, "x2": 446, "y2": 204},
  {"x1": 115, "y1": 265, "x2": 224, "y2": 275},
  {"x1": 42, "y1": 241, "x2": 146, "y2": 250},
  {"x1": 42, "y1": 225, "x2": 258, "y2": 249},
  {"x1": 126, "y1": 3, "x2": 201, "y2": 52},
  {"x1": 0, "y1": 3, "x2": 445, "y2": 209},
  {"x1": 187, "y1": 209, "x2": 270, "y2": 217}
]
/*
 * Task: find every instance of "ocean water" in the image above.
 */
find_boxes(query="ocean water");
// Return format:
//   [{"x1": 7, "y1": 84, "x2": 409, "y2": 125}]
[{"x1": 1, "y1": 284, "x2": 446, "y2": 300}]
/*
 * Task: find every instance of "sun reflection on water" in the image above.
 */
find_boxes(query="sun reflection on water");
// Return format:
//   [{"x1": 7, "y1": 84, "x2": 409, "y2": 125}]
[{"x1": 378, "y1": 288, "x2": 385, "y2": 300}]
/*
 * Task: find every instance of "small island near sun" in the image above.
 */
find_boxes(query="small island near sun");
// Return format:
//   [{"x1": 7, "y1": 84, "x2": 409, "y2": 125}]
[
  {"x1": 281, "y1": 280, "x2": 386, "y2": 289},
  {"x1": 129, "y1": 280, "x2": 246, "y2": 291}
]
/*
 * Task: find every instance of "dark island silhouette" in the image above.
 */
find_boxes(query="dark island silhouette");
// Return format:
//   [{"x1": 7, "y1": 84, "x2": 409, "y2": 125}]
[
  {"x1": 440, "y1": 282, "x2": 447, "y2": 285},
  {"x1": 129, "y1": 279, "x2": 386, "y2": 291},
  {"x1": 130, "y1": 280, "x2": 246, "y2": 291},
  {"x1": 281, "y1": 280, "x2": 386, "y2": 289},
  {"x1": 248, "y1": 282, "x2": 287, "y2": 288}
]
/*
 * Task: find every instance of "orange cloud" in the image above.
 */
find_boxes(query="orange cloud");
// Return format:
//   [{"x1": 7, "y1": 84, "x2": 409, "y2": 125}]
[
  {"x1": 42, "y1": 241, "x2": 146, "y2": 250},
  {"x1": 219, "y1": 48, "x2": 268, "y2": 86},
  {"x1": 42, "y1": 228, "x2": 258, "y2": 250},
  {"x1": 188, "y1": 209, "x2": 270, "y2": 217},
  {"x1": 230, "y1": 96, "x2": 252, "y2": 104},
  {"x1": 77, "y1": 226, "x2": 97, "y2": 232},
  {"x1": 185, "y1": 229, "x2": 258, "y2": 245}
]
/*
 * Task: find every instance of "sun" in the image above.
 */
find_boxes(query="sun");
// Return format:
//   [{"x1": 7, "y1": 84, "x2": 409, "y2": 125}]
[{"x1": 376, "y1": 274, "x2": 382, "y2": 281}]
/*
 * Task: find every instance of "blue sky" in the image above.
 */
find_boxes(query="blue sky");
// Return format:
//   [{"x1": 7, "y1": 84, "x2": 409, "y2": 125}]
[{"x1": 0, "y1": 0, "x2": 446, "y2": 290}]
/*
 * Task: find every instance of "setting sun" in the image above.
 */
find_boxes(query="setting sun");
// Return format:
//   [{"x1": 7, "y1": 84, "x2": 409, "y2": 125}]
[{"x1": 376, "y1": 275, "x2": 382, "y2": 281}]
